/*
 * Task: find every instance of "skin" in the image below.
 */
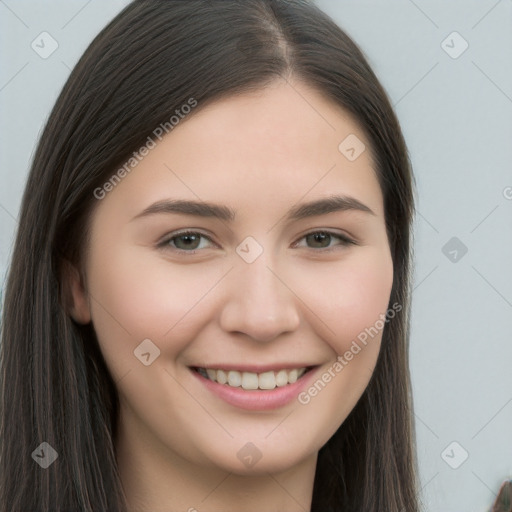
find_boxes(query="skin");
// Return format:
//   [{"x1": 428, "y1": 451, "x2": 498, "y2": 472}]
[{"x1": 68, "y1": 79, "x2": 394, "y2": 512}]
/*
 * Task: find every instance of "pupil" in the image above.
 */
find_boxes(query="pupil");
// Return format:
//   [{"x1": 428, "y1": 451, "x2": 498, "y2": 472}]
[
  {"x1": 178, "y1": 234, "x2": 199, "y2": 249},
  {"x1": 309, "y1": 232, "x2": 329, "y2": 248}
]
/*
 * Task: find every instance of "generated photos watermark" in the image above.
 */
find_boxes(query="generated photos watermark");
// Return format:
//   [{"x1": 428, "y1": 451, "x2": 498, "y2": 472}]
[
  {"x1": 93, "y1": 97, "x2": 198, "y2": 200},
  {"x1": 297, "y1": 301, "x2": 402, "y2": 405}
]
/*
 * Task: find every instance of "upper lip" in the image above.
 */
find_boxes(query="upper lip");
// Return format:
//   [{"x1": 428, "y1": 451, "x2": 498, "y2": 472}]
[{"x1": 191, "y1": 363, "x2": 318, "y2": 373}]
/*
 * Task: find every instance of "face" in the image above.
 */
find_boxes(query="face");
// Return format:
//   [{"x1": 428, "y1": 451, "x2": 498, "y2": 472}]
[{"x1": 70, "y1": 79, "x2": 393, "y2": 477}]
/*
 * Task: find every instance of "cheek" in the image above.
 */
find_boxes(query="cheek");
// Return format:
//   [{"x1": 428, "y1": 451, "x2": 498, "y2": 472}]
[
  {"x1": 85, "y1": 244, "x2": 221, "y2": 378},
  {"x1": 290, "y1": 249, "x2": 394, "y2": 442},
  {"x1": 293, "y1": 247, "x2": 394, "y2": 355}
]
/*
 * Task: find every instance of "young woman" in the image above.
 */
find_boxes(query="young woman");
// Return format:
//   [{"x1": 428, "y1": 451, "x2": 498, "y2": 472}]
[{"x1": 0, "y1": 1, "x2": 421, "y2": 510}]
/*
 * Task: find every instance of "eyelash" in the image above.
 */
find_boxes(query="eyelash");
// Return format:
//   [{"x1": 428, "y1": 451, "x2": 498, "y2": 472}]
[{"x1": 157, "y1": 229, "x2": 357, "y2": 255}]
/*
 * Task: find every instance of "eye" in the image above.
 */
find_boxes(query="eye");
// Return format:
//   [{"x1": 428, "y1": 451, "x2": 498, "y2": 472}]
[
  {"x1": 157, "y1": 229, "x2": 356, "y2": 255},
  {"x1": 158, "y1": 230, "x2": 216, "y2": 253},
  {"x1": 294, "y1": 230, "x2": 356, "y2": 252}
]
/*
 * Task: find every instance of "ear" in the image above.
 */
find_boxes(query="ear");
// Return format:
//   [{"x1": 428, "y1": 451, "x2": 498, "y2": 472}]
[{"x1": 61, "y1": 259, "x2": 91, "y2": 324}]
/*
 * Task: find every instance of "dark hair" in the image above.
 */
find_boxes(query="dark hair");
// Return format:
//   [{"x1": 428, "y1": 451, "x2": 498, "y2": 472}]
[{"x1": 0, "y1": 1, "x2": 419, "y2": 510}]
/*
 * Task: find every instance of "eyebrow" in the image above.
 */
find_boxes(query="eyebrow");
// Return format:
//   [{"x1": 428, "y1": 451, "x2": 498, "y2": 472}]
[{"x1": 131, "y1": 194, "x2": 375, "y2": 223}]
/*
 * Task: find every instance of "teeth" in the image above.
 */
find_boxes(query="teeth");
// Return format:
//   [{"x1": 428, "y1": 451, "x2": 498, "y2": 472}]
[
  {"x1": 227, "y1": 370, "x2": 242, "y2": 387},
  {"x1": 217, "y1": 369, "x2": 227, "y2": 385},
  {"x1": 198, "y1": 367, "x2": 308, "y2": 390},
  {"x1": 275, "y1": 370, "x2": 289, "y2": 387},
  {"x1": 288, "y1": 369, "x2": 298, "y2": 383},
  {"x1": 258, "y1": 371, "x2": 276, "y2": 390},
  {"x1": 242, "y1": 372, "x2": 259, "y2": 390}
]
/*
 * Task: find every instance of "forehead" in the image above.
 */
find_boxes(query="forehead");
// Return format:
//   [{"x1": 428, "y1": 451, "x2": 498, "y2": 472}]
[{"x1": 92, "y1": 79, "x2": 384, "y2": 223}]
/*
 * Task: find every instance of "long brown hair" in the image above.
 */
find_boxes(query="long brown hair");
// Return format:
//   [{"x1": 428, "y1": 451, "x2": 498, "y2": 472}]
[{"x1": 0, "y1": 1, "x2": 419, "y2": 510}]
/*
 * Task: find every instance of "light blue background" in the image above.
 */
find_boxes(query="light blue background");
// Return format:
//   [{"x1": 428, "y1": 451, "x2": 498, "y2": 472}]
[{"x1": 1, "y1": 1, "x2": 511, "y2": 511}]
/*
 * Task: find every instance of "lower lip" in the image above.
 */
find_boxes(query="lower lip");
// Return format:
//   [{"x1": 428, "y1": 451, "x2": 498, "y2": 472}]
[{"x1": 191, "y1": 367, "x2": 319, "y2": 411}]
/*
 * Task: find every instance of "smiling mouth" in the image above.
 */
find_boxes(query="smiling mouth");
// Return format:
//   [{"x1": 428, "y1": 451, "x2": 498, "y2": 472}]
[{"x1": 193, "y1": 367, "x2": 313, "y2": 390}]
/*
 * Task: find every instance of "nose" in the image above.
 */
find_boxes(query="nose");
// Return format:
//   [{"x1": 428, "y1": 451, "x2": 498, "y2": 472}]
[{"x1": 219, "y1": 252, "x2": 300, "y2": 343}]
